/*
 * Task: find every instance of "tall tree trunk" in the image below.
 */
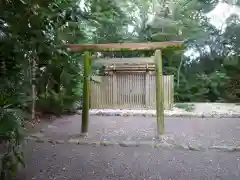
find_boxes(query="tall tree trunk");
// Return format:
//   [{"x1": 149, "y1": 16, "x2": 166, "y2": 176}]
[{"x1": 31, "y1": 56, "x2": 36, "y2": 121}]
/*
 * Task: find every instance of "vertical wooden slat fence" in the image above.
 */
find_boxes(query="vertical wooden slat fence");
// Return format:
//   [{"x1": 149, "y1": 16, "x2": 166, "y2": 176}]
[{"x1": 91, "y1": 73, "x2": 174, "y2": 110}]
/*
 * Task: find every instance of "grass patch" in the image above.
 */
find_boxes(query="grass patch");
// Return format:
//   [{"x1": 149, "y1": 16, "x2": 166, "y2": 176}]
[{"x1": 174, "y1": 103, "x2": 195, "y2": 112}]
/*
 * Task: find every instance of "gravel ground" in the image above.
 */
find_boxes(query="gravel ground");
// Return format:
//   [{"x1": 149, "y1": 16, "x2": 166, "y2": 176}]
[
  {"x1": 80, "y1": 103, "x2": 240, "y2": 118},
  {"x1": 15, "y1": 142, "x2": 240, "y2": 180},
  {"x1": 15, "y1": 111, "x2": 240, "y2": 180},
  {"x1": 29, "y1": 116, "x2": 240, "y2": 149}
]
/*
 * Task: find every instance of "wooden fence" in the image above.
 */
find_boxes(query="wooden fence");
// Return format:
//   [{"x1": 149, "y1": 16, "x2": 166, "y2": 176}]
[{"x1": 90, "y1": 73, "x2": 174, "y2": 110}]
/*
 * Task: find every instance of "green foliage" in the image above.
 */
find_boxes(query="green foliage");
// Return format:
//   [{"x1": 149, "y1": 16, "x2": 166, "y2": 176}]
[
  {"x1": 174, "y1": 71, "x2": 229, "y2": 102},
  {"x1": 37, "y1": 89, "x2": 79, "y2": 115},
  {"x1": 0, "y1": 107, "x2": 25, "y2": 180},
  {"x1": 0, "y1": 0, "x2": 84, "y2": 177},
  {"x1": 36, "y1": 52, "x2": 83, "y2": 115},
  {"x1": 0, "y1": 78, "x2": 26, "y2": 179}
]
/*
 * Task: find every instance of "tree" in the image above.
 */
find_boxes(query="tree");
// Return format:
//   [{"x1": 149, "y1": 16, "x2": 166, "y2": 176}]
[{"x1": 0, "y1": 0, "x2": 87, "y2": 178}]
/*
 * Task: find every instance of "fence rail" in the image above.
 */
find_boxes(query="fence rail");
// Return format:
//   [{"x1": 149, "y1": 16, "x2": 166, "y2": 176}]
[{"x1": 90, "y1": 73, "x2": 174, "y2": 110}]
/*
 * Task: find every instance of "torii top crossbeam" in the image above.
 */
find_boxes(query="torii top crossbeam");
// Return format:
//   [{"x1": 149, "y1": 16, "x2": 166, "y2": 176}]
[{"x1": 67, "y1": 41, "x2": 183, "y2": 52}]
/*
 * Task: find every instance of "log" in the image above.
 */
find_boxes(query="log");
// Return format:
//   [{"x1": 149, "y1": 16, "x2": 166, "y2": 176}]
[{"x1": 68, "y1": 41, "x2": 183, "y2": 52}]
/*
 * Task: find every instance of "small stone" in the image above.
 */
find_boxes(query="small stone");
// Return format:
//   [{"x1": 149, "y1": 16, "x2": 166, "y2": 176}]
[
  {"x1": 48, "y1": 139, "x2": 55, "y2": 144},
  {"x1": 25, "y1": 136, "x2": 36, "y2": 141},
  {"x1": 233, "y1": 147, "x2": 240, "y2": 152},
  {"x1": 225, "y1": 147, "x2": 235, "y2": 152},
  {"x1": 91, "y1": 141, "x2": 100, "y2": 146},
  {"x1": 56, "y1": 140, "x2": 65, "y2": 144},
  {"x1": 30, "y1": 133, "x2": 44, "y2": 139},
  {"x1": 187, "y1": 144, "x2": 201, "y2": 151},
  {"x1": 100, "y1": 141, "x2": 110, "y2": 146},
  {"x1": 79, "y1": 132, "x2": 88, "y2": 137},
  {"x1": 119, "y1": 141, "x2": 138, "y2": 147},
  {"x1": 47, "y1": 125, "x2": 57, "y2": 129},
  {"x1": 211, "y1": 145, "x2": 237, "y2": 152},
  {"x1": 35, "y1": 139, "x2": 45, "y2": 143},
  {"x1": 175, "y1": 143, "x2": 189, "y2": 150},
  {"x1": 152, "y1": 143, "x2": 159, "y2": 148},
  {"x1": 77, "y1": 140, "x2": 89, "y2": 145},
  {"x1": 118, "y1": 142, "x2": 127, "y2": 147},
  {"x1": 68, "y1": 139, "x2": 79, "y2": 144}
]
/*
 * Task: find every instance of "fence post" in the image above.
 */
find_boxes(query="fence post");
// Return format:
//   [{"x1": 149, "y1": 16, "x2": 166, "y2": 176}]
[
  {"x1": 112, "y1": 73, "x2": 117, "y2": 108},
  {"x1": 154, "y1": 50, "x2": 164, "y2": 135},
  {"x1": 81, "y1": 51, "x2": 91, "y2": 135},
  {"x1": 170, "y1": 75, "x2": 174, "y2": 109},
  {"x1": 145, "y1": 71, "x2": 150, "y2": 109}
]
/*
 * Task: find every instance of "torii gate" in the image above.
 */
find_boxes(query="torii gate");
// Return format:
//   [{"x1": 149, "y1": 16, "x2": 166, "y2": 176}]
[{"x1": 68, "y1": 41, "x2": 183, "y2": 136}]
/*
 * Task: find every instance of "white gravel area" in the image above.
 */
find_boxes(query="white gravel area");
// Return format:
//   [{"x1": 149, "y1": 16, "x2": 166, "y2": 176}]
[{"x1": 78, "y1": 103, "x2": 240, "y2": 118}]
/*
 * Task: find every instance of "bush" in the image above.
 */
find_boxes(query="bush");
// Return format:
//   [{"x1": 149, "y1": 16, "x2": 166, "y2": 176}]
[
  {"x1": 0, "y1": 79, "x2": 26, "y2": 180},
  {"x1": 0, "y1": 107, "x2": 25, "y2": 180},
  {"x1": 37, "y1": 88, "x2": 81, "y2": 116}
]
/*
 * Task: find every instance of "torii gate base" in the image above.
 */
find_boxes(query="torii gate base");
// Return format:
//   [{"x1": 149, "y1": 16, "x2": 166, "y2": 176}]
[{"x1": 68, "y1": 41, "x2": 183, "y2": 136}]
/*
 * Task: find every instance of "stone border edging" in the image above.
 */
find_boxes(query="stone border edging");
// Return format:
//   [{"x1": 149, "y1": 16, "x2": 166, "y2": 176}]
[
  {"x1": 76, "y1": 110, "x2": 240, "y2": 118},
  {"x1": 25, "y1": 136, "x2": 240, "y2": 152}
]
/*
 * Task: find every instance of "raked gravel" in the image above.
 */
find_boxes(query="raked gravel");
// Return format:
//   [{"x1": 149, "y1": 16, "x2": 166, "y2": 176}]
[{"x1": 77, "y1": 103, "x2": 240, "y2": 118}]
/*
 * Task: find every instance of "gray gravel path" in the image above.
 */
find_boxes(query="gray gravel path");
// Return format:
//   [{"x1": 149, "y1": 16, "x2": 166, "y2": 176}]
[
  {"x1": 16, "y1": 142, "x2": 240, "y2": 180},
  {"x1": 15, "y1": 116, "x2": 240, "y2": 179},
  {"x1": 34, "y1": 116, "x2": 240, "y2": 148}
]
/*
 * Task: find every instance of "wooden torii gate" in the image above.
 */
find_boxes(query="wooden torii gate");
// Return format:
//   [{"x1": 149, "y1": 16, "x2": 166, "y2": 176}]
[{"x1": 68, "y1": 41, "x2": 183, "y2": 136}]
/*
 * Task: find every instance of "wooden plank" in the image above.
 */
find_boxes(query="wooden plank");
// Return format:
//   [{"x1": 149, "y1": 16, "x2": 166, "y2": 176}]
[
  {"x1": 171, "y1": 76, "x2": 174, "y2": 107},
  {"x1": 95, "y1": 57, "x2": 154, "y2": 64},
  {"x1": 105, "y1": 64, "x2": 155, "y2": 68},
  {"x1": 68, "y1": 41, "x2": 183, "y2": 52},
  {"x1": 112, "y1": 74, "x2": 117, "y2": 108},
  {"x1": 145, "y1": 72, "x2": 150, "y2": 109},
  {"x1": 106, "y1": 66, "x2": 154, "y2": 70},
  {"x1": 105, "y1": 66, "x2": 155, "y2": 72}
]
